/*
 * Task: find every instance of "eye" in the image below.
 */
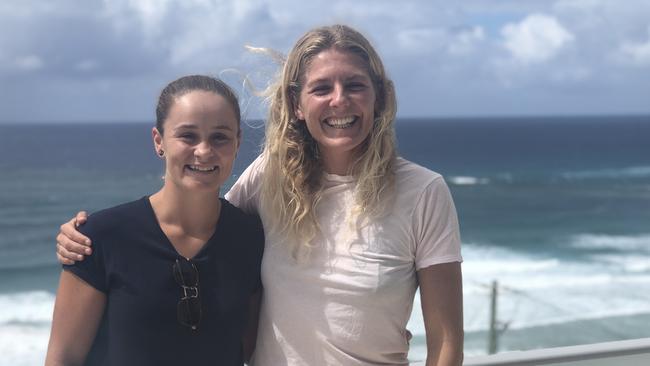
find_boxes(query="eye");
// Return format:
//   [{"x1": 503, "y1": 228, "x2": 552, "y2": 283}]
[
  {"x1": 178, "y1": 133, "x2": 197, "y2": 142},
  {"x1": 310, "y1": 85, "x2": 331, "y2": 96},
  {"x1": 347, "y1": 82, "x2": 367, "y2": 91},
  {"x1": 211, "y1": 133, "x2": 232, "y2": 143}
]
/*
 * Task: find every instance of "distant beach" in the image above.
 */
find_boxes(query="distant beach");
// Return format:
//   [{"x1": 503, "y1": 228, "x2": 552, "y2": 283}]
[{"x1": 1, "y1": 116, "x2": 649, "y2": 365}]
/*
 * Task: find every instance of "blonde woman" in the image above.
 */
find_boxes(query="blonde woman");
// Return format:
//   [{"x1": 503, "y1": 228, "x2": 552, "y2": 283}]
[{"x1": 56, "y1": 25, "x2": 463, "y2": 366}]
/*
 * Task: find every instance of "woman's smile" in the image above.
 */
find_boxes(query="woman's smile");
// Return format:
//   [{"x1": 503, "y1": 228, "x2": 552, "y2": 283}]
[
  {"x1": 153, "y1": 90, "x2": 240, "y2": 193},
  {"x1": 185, "y1": 165, "x2": 218, "y2": 173},
  {"x1": 295, "y1": 48, "x2": 377, "y2": 173},
  {"x1": 323, "y1": 115, "x2": 358, "y2": 129}
]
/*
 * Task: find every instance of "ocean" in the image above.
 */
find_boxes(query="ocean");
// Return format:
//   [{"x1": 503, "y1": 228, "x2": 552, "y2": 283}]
[{"x1": 1, "y1": 116, "x2": 649, "y2": 364}]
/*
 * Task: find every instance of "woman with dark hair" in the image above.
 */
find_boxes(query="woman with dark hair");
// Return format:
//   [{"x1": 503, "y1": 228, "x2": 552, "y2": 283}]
[{"x1": 46, "y1": 75, "x2": 263, "y2": 366}]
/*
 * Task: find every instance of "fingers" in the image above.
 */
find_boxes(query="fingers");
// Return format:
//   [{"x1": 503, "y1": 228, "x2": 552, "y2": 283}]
[
  {"x1": 60, "y1": 217, "x2": 92, "y2": 248},
  {"x1": 56, "y1": 231, "x2": 88, "y2": 261},
  {"x1": 57, "y1": 215, "x2": 92, "y2": 262},
  {"x1": 56, "y1": 250, "x2": 76, "y2": 266},
  {"x1": 75, "y1": 211, "x2": 89, "y2": 227}
]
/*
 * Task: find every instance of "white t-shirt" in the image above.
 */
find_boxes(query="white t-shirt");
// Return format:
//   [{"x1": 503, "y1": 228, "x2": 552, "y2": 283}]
[{"x1": 226, "y1": 156, "x2": 462, "y2": 366}]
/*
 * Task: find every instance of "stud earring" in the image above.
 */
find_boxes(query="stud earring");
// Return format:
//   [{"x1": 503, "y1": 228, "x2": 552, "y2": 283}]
[{"x1": 158, "y1": 150, "x2": 164, "y2": 157}]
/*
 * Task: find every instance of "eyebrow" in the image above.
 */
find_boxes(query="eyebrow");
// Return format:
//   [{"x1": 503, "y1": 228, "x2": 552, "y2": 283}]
[
  {"x1": 306, "y1": 74, "x2": 370, "y2": 86},
  {"x1": 173, "y1": 123, "x2": 235, "y2": 131}
]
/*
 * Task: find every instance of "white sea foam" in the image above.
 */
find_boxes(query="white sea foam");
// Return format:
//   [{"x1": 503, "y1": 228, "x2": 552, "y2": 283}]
[
  {"x1": 0, "y1": 291, "x2": 53, "y2": 366},
  {"x1": 570, "y1": 233, "x2": 650, "y2": 251},
  {"x1": 592, "y1": 254, "x2": 650, "y2": 273},
  {"x1": 0, "y1": 323, "x2": 49, "y2": 366},
  {"x1": 447, "y1": 176, "x2": 490, "y2": 186},
  {"x1": 560, "y1": 165, "x2": 650, "y2": 180},
  {"x1": 408, "y1": 240, "x2": 650, "y2": 338},
  {"x1": 0, "y1": 290, "x2": 54, "y2": 325}
]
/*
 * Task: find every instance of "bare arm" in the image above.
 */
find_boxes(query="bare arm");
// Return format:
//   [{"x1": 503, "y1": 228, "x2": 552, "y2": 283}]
[
  {"x1": 56, "y1": 212, "x2": 91, "y2": 265},
  {"x1": 45, "y1": 270, "x2": 106, "y2": 366},
  {"x1": 418, "y1": 262, "x2": 464, "y2": 366}
]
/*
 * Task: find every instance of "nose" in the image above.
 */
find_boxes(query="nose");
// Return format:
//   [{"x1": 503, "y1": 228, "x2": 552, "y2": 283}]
[
  {"x1": 194, "y1": 140, "x2": 214, "y2": 158},
  {"x1": 329, "y1": 84, "x2": 349, "y2": 108}
]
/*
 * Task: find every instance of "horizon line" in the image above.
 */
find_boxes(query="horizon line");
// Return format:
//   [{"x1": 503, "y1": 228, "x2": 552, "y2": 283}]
[{"x1": 1, "y1": 113, "x2": 649, "y2": 125}]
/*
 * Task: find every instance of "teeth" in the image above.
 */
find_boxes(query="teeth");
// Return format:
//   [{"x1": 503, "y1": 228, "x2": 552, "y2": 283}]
[
  {"x1": 187, "y1": 165, "x2": 216, "y2": 172},
  {"x1": 325, "y1": 116, "x2": 356, "y2": 128}
]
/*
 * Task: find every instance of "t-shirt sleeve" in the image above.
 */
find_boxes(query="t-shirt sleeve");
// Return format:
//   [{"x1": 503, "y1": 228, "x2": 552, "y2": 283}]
[
  {"x1": 413, "y1": 176, "x2": 463, "y2": 270},
  {"x1": 62, "y1": 219, "x2": 108, "y2": 293},
  {"x1": 225, "y1": 154, "x2": 264, "y2": 215}
]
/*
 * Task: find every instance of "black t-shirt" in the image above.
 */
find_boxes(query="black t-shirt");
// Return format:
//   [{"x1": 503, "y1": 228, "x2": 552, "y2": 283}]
[{"x1": 64, "y1": 197, "x2": 264, "y2": 366}]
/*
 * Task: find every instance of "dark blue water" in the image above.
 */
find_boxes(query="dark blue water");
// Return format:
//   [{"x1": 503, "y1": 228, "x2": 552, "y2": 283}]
[{"x1": 1, "y1": 116, "x2": 649, "y2": 362}]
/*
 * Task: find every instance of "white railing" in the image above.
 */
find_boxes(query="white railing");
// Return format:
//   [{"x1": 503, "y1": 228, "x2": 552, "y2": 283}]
[{"x1": 411, "y1": 337, "x2": 650, "y2": 366}]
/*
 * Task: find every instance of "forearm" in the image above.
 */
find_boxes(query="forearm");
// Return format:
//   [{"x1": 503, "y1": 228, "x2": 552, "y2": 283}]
[
  {"x1": 44, "y1": 353, "x2": 83, "y2": 366},
  {"x1": 418, "y1": 263, "x2": 464, "y2": 366},
  {"x1": 425, "y1": 337, "x2": 463, "y2": 366}
]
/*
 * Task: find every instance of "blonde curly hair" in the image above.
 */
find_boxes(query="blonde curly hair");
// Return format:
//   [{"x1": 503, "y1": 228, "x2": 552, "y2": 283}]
[{"x1": 259, "y1": 24, "x2": 398, "y2": 257}]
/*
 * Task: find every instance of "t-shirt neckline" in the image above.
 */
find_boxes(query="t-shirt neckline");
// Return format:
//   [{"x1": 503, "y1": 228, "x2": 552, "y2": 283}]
[{"x1": 142, "y1": 196, "x2": 226, "y2": 260}]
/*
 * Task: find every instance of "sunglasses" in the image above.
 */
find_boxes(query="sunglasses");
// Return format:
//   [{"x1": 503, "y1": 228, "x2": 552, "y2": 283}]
[{"x1": 172, "y1": 257, "x2": 201, "y2": 330}]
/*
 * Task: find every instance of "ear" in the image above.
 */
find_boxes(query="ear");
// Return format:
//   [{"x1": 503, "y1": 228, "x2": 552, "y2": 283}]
[
  {"x1": 152, "y1": 127, "x2": 163, "y2": 156},
  {"x1": 295, "y1": 106, "x2": 305, "y2": 121},
  {"x1": 293, "y1": 94, "x2": 305, "y2": 120},
  {"x1": 235, "y1": 129, "x2": 242, "y2": 154}
]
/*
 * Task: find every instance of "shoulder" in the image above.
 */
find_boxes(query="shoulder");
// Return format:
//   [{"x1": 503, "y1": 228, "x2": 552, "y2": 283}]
[
  {"x1": 79, "y1": 197, "x2": 149, "y2": 238},
  {"x1": 224, "y1": 154, "x2": 266, "y2": 213},
  {"x1": 391, "y1": 157, "x2": 456, "y2": 217},
  {"x1": 220, "y1": 199, "x2": 265, "y2": 262},
  {"x1": 394, "y1": 157, "x2": 445, "y2": 190},
  {"x1": 232, "y1": 154, "x2": 266, "y2": 187},
  {"x1": 221, "y1": 199, "x2": 262, "y2": 226},
  {"x1": 220, "y1": 199, "x2": 264, "y2": 247}
]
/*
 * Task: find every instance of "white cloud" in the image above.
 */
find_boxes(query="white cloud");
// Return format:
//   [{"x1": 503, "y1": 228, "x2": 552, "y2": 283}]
[
  {"x1": 396, "y1": 26, "x2": 485, "y2": 56},
  {"x1": 447, "y1": 26, "x2": 485, "y2": 55},
  {"x1": 1, "y1": 0, "x2": 650, "y2": 121},
  {"x1": 397, "y1": 28, "x2": 447, "y2": 54},
  {"x1": 102, "y1": 0, "x2": 174, "y2": 37},
  {"x1": 618, "y1": 27, "x2": 650, "y2": 66},
  {"x1": 501, "y1": 13, "x2": 575, "y2": 64},
  {"x1": 15, "y1": 55, "x2": 43, "y2": 71}
]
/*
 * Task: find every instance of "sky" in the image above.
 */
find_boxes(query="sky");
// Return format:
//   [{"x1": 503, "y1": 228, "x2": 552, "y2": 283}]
[{"x1": 1, "y1": 0, "x2": 649, "y2": 123}]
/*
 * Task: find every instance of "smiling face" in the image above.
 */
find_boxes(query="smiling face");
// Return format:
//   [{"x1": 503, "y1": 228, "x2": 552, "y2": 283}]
[
  {"x1": 294, "y1": 48, "x2": 376, "y2": 174},
  {"x1": 153, "y1": 90, "x2": 240, "y2": 194}
]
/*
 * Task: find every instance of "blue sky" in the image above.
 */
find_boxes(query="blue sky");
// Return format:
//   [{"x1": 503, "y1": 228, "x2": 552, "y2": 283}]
[{"x1": 1, "y1": 0, "x2": 649, "y2": 123}]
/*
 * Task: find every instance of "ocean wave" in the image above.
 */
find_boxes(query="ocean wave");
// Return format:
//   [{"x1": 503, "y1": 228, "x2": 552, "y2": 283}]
[
  {"x1": 447, "y1": 176, "x2": 490, "y2": 186},
  {"x1": 560, "y1": 166, "x2": 650, "y2": 181},
  {"x1": 591, "y1": 254, "x2": 650, "y2": 273},
  {"x1": 0, "y1": 323, "x2": 49, "y2": 366},
  {"x1": 0, "y1": 290, "x2": 54, "y2": 325},
  {"x1": 437, "y1": 242, "x2": 650, "y2": 333},
  {"x1": 0, "y1": 291, "x2": 53, "y2": 366},
  {"x1": 450, "y1": 166, "x2": 650, "y2": 185},
  {"x1": 461, "y1": 281, "x2": 650, "y2": 332},
  {"x1": 569, "y1": 233, "x2": 650, "y2": 252}
]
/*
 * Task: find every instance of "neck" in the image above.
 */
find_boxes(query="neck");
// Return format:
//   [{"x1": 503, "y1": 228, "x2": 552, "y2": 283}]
[
  {"x1": 320, "y1": 150, "x2": 355, "y2": 176},
  {"x1": 149, "y1": 185, "x2": 221, "y2": 236}
]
